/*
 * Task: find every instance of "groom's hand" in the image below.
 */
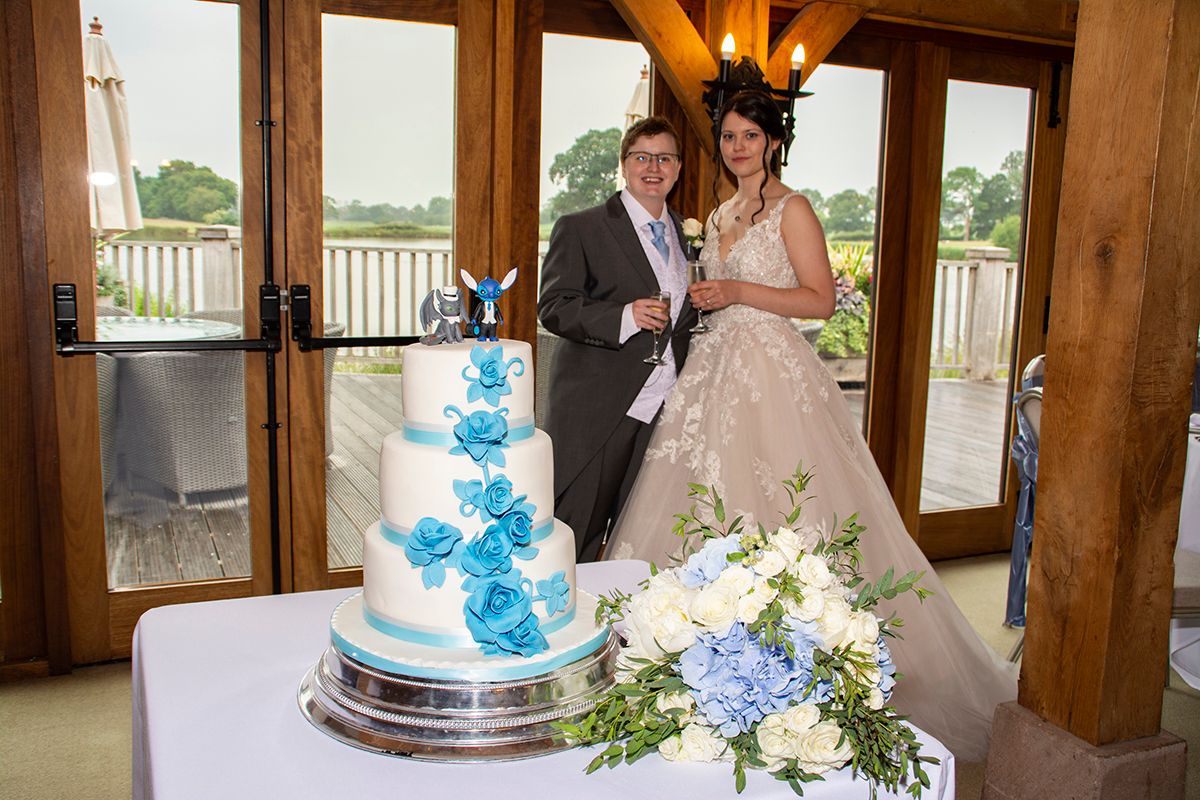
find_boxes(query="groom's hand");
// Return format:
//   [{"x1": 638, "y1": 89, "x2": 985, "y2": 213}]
[{"x1": 631, "y1": 297, "x2": 670, "y2": 332}]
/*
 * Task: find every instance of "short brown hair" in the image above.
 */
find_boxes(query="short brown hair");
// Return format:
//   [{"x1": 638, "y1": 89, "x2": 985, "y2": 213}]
[{"x1": 620, "y1": 116, "x2": 681, "y2": 161}]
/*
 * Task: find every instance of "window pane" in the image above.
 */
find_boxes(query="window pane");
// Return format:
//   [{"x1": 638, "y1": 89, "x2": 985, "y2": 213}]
[
  {"x1": 921, "y1": 80, "x2": 1031, "y2": 512},
  {"x1": 82, "y1": 0, "x2": 247, "y2": 589},
  {"x1": 322, "y1": 14, "x2": 455, "y2": 570}
]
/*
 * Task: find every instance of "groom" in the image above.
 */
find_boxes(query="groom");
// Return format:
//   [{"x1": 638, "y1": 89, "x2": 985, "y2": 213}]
[{"x1": 538, "y1": 116, "x2": 696, "y2": 562}]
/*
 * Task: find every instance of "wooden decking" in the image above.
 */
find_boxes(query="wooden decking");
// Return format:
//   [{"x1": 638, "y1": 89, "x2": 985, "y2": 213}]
[{"x1": 105, "y1": 374, "x2": 1014, "y2": 588}]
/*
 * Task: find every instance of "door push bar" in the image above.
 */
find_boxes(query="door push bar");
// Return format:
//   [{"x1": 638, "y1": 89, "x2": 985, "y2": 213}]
[
  {"x1": 52, "y1": 283, "x2": 283, "y2": 356},
  {"x1": 289, "y1": 284, "x2": 420, "y2": 352}
]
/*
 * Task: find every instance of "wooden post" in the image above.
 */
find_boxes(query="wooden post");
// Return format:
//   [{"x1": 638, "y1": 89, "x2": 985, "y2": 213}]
[
  {"x1": 986, "y1": 0, "x2": 1200, "y2": 795},
  {"x1": 197, "y1": 226, "x2": 237, "y2": 311},
  {"x1": 964, "y1": 246, "x2": 1009, "y2": 382}
]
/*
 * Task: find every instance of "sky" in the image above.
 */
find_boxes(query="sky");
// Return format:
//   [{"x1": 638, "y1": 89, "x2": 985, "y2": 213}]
[{"x1": 78, "y1": 0, "x2": 1032, "y2": 212}]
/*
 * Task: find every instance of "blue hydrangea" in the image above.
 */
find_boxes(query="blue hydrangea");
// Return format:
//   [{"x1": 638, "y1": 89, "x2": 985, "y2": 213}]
[
  {"x1": 678, "y1": 536, "x2": 745, "y2": 588},
  {"x1": 679, "y1": 622, "x2": 815, "y2": 737}
]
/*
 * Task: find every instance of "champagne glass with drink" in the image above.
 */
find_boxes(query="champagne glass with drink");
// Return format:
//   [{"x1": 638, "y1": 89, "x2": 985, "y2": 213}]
[
  {"x1": 688, "y1": 261, "x2": 710, "y2": 334},
  {"x1": 642, "y1": 290, "x2": 671, "y2": 365}
]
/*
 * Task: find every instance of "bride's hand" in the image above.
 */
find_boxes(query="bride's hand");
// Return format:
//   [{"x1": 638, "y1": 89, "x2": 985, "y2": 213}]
[{"x1": 689, "y1": 280, "x2": 737, "y2": 311}]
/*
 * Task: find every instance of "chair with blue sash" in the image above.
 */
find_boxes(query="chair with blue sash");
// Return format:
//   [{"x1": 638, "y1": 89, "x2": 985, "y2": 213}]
[{"x1": 1004, "y1": 356, "x2": 1044, "y2": 659}]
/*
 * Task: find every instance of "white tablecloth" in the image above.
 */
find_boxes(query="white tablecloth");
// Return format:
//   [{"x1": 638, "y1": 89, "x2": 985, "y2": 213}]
[{"x1": 132, "y1": 560, "x2": 954, "y2": 800}]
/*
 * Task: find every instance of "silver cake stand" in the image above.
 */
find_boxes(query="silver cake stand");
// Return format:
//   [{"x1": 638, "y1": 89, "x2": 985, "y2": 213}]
[{"x1": 299, "y1": 630, "x2": 619, "y2": 761}]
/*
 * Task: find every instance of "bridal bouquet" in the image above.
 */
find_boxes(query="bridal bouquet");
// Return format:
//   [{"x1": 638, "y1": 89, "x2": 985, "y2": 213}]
[{"x1": 557, "y1": 465, "x2": 936, "y2": 798}]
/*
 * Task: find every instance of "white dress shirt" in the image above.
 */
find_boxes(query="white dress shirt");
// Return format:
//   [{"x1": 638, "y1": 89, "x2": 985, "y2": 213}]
[{"x1": 617, "y1": 189, "x2": 688, "y2": 424}]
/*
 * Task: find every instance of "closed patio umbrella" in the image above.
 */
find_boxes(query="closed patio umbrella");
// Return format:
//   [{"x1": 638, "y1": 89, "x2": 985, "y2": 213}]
[
  {"x1": 616, "y1": 65, "x2": 650, "y2": 191},
  {"x1": 84, "y1": 16, "x2": 142, "y2": 233}
]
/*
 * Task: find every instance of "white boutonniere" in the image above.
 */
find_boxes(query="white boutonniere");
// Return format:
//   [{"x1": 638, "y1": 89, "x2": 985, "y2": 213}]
[{"x1": 681, "y1": 217, "x2": 705, "y2": 259}]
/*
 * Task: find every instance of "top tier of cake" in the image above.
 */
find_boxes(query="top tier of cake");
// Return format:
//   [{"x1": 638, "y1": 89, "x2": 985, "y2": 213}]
[{"x1": 401, "y1": 340, "x2": 534, "y2": 429}]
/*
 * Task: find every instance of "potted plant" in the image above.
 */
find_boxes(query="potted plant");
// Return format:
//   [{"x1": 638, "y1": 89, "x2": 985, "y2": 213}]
[
  {"x1": 815, "y1": 243, "x2": 871, "y2": 384},
  {"x1": 94, "y1": 240, "x2": 126, "y2": 308}
]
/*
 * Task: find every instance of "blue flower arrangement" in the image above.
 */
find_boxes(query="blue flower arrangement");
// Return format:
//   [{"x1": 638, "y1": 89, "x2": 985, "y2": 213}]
[
  {"x1": 556, "y1": 465, "x2": 936, "y2": 797},
  {"x1": 400, "y1": 347, "x2": 565, "y2": 658}
]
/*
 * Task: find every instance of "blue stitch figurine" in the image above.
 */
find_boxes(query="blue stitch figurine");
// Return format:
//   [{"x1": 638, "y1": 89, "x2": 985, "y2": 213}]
[{"x1": 460, "y1": 267, "x2": 517, "y2": 342}]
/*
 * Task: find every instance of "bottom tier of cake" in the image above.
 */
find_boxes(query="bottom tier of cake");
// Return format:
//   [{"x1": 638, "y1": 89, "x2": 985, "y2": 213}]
[{"x1": 298, "y1": 590, "x2": 617, "y2": 761}]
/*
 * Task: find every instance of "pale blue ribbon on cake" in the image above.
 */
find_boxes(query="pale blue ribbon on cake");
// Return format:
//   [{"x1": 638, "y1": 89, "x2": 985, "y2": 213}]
[
  {"x1": 402, "y1": 415, "x2": 536, "y2": 445},
  {"x1": 362, "y1": 603, "x2": 576, "y2": 648},
  {"x1": 380, "y1": 517, "x2": 554, "y2": 548}
]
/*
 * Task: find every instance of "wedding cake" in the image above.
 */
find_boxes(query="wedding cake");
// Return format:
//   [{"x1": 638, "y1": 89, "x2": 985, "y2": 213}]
[
  {"x1": 302, "y1": 337, "x2": 615, "y2": 761},
  {"x1": 329, "y1": 339, "x2": 611, "y2": 680}
]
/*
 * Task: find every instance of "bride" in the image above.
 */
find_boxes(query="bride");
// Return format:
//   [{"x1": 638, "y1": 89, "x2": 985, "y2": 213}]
[{"x1": 606, "y1": 89, "x2": 1016, "y2": 762}]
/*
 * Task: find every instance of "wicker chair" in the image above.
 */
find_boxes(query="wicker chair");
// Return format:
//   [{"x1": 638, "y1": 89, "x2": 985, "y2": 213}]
[
  {"x1": 183, "y1": 308, "x2": 245, "y2": 329},
  {"x1": 96, "y1": 353, "x2": 119, "y2": 492},
  {"x1": 116, "y1": 349, "x2": 247, "y2": 501},
  {"x1": 535, "y1": 324, "x2": 560, "y2": 430}
]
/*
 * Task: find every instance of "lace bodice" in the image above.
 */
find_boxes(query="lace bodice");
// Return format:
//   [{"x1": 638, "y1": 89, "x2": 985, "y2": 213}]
[{"x1": 700, "y1": 193, "x2": 801, "y2": 330}]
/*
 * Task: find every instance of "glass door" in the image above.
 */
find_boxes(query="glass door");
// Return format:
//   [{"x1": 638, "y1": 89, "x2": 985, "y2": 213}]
[{"x1": 33, "y1": 0, "x2": 278, "y2": 661}]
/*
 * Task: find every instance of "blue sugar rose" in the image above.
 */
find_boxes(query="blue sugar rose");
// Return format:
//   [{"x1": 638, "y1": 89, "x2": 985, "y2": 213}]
[
  {"x1": 403, "y1": 517, "x2": 463, "y2": 589},
  {"x1": 459, "y1": 525, "x2": 515, "y2": 577},
  {"x1": 497, "y1": 508, "x2": 533, "y2": 546},
  {"x1": 464, "y1": 573, "x2": 535, "y2": 645},
  {"x1": 486, "y1": 612, "x2": 548, "y2": 657},
  {"x1": 447, "y1": 408, "x2": 510, "y2": 467},
  {"x1": 463, "y1": 346, "x2": 523, "y2": 407},
  {"x1": 453, "y1": 478, "x2": 487, "y2": 518},
  {"x1": 481, "y1": 475, "x2": 517, "y2": 520}
]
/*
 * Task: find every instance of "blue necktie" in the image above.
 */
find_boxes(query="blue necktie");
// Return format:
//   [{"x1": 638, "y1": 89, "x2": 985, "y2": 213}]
[{"x1": 648, "y1": 220, "x2": 670, "y2": 265}]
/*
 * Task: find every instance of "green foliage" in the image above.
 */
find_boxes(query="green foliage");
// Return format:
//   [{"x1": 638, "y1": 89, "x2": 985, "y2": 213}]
[
  {"x1": 127, "y1": 284, "x2": 181, "y2": 317},
  {"x1": 935, "y1": 243, "x2": 967, "y2": 261},
  {"x1": 137, "y1": 161, "x2": 238, "y2": 223},
  {"x1": 322, "y1": 222, "x2": 448, "y2": 240},
  {"x1": 940, "y1": 166, "x2": 983, "y2": 241},
  {"x1": 823, "y1": 188, "x2": 874, "y2": 234},
  {"x1": 95, "y1": 260, "x2": 122, "y2": 298},
  {"x1": 544, "y1": 127, "x2": 622, "y2": 222},
  {"x1": 323, "y1": 195, "x2": 453, "y2": 227},
  {"x1": 815, "y1": 309, "x2": 870, "y2": 358},
  {"x1": 988, "y1": 214, "x2": 1022, "y2": 252}
]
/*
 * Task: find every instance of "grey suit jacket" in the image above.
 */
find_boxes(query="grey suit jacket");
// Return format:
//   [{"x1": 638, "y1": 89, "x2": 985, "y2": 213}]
[{"x1": 537, "y1": 192, "x2": 697, "y2": 497}]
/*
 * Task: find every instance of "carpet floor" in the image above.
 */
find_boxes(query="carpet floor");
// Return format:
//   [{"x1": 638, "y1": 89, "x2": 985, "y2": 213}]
[{"x1": 1, "y1": 554, "x2": 1196, "y2": 799}]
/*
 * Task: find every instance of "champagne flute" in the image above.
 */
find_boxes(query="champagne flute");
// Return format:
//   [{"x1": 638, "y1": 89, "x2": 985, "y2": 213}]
[
  {"x1": 688, "y1": 261, "x2": 710, "y2": 334},
  {"x1": 643, "y1": 290, "x2": 671, "y2": 365}
]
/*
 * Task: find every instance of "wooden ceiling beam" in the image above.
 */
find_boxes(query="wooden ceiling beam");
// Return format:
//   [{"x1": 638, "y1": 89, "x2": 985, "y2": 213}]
[
  {"x1": 609, "y1": 0, "x2": 717, "y2": 155},
  {"x1": 771, "y1": 0, "x2": 1077, "y2": 43},
  {"x1": 766, "y1": 2, "x2": 865, "y2": 90}
]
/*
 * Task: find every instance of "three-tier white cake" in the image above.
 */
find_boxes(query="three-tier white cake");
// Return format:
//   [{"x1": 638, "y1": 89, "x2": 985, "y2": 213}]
[{"x1": 327, "y1": 339, "x2": 611, "y2": 682}]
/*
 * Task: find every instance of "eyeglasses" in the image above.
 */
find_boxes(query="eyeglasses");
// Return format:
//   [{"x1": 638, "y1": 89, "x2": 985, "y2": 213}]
[{"x1": 625, "y1": 151, "x2": 681, "y2": 167}]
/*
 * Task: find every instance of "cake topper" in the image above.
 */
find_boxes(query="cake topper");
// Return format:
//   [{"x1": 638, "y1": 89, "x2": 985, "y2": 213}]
[
  {"x1": 418, "y1": 285, "x2": 464, "y2": 346},
  {"x1": 460, "y1": 267, "x2": 517, "y2": 342}
]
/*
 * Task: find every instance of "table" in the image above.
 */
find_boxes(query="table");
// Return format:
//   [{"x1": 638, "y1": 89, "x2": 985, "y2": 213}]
[
  {"x1": 97, "y1": 315, "x2": 241, "y2": 342},
  {"x1": 132, "y1": 561, "x2": 955, "y2": 800}
]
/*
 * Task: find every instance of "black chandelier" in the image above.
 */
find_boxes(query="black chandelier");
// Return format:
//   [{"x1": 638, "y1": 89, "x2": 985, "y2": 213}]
[{"x1": 701, "y1": 36, "x2": 812, "y2": 167}]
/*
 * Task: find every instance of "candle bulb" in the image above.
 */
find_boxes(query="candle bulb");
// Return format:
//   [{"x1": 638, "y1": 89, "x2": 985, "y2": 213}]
[
  {"x1": 789, "y1": 43, "x2": 805, "y2": 95},
  {"x1": 719, "y1": 33, "x2": 735, "y2": 83}
]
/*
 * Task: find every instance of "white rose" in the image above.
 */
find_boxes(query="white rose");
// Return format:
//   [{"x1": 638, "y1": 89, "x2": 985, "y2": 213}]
[
  {"x1": 625, "y1": 581, "x2": 697, "y2": 656},
  {"x1": 754, "y1": 713, "x2": 794, "y2": 771},
  {"x1": 867, "y1": 688, "x2": 885, "y2": 710},
  {"x1": 714, "y1": 564, "x2": 755, "y2": 594},
  {"x1": 780, "y1": 703, "x2": 821, "y2": 736},
  {"x1": 682, "y1": 217, "x2": 704, "y2": 239},
  {"x1": 795, "y1": 720, "x2": 853, "y2": 774},
  {"x1": 657, "y1": 734, "x2": 684, "y2": 761},
  {"x1": 737, "y1": 578, "x2": 778, "y2": 624},
  {"x1": 818, "y1": 594, "x2": 853, "y2": 648},
  {"x1": 781, "y1": 586, "x2": 825, "y2": 622},
  {"x1": 793, "y1": 553, "x2": 833, "y2": 589},
  {"x1": 689, "y1": 583, "x2": 741, "y2": 634},
  {"x1": 668, "y1": 723, "x2": 731, "y2": 763},
  {"x1": 655, "y1": 690, "x2": 695, "y2": 719},
  {"x1": 750, "y1": 547, "x2": 788, "y2": 578},
  {"x1": 769, "y1": 527, "x2": 804, "y2": 563},
  {"x1": 845, "y1": 610, "x2": 881, "y2": 650}
]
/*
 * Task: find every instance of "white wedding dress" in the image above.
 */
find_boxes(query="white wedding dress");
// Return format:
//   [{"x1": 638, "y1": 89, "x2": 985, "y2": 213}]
[{"x1": 607, "y1": 193, "x2": 1017, "y2": 762}]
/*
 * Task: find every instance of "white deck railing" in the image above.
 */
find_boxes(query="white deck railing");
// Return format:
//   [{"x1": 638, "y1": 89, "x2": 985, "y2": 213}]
[{"x1": 100, "y1": 233, "x2": 1018, "y2": 377}]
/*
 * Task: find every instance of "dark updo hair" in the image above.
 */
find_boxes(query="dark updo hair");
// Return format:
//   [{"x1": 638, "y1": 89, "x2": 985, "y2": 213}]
[{"x1": 712, "y1": 90, "x2": 787, "y2": 226}]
